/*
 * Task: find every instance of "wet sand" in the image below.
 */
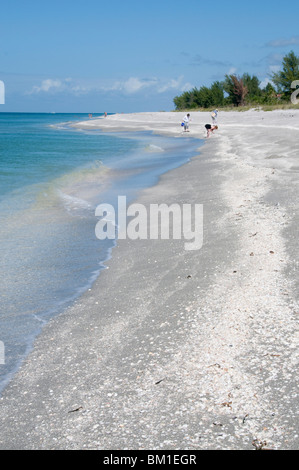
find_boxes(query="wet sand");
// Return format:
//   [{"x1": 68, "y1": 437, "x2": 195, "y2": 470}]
[{"x1": 0, "y1": 109, "x2": 299, "y2": 450}]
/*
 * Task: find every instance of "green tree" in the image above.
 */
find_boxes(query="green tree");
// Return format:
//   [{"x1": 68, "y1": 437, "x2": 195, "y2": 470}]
[
  {"x1": 210, "y1": 81, "x2": 225, "y2": 107},
  {"x1": 173, "y1": 53, "x2": 299, "y2": 109},
  {"x1": 261, "y1": 82, "x2": 277, "y2": 104},
  {"x1": 271, "y1": 51, "x2": 299, "y2": 99},
  {"x1": 195, "y1": 86, "x2": 213, "y2": 108},
  {"x1": 173, "y1": 90, "x2": 192, "y2": 110},
  {"x1": 173, "y1": 82, "x2": 225, "y2": 110},
  {"x1": 242, "y1": 73, "x2": 262, "y2": 102}
]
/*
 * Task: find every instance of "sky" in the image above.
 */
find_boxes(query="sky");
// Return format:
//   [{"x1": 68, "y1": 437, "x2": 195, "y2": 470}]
[{"x1": 1, "y1": 0, "x2": 299, "y2": 113}]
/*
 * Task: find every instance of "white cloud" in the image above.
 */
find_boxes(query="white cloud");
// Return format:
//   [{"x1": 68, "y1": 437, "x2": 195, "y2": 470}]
[
  {"x1": 102, "y1": 77, "x2": 159, "y2": 94},
  {"x1": 28, "y1": 77, "x2": 93, "y2": 95},
  {"x1": 27, "y1": 75, "x2": 191, "y2": 97},
  {"x1": 158, "y1": 77, "x2": 181, "y2": 93},
  {"x1": 30, "y1": 79, "x2": 64, "y2": 94},
  {"x1": 267, "y1": 36, "x2": 299, "y2": 47},
  {"x1": 70, "y1": 85, "x2": 89, "y2": 95},
  {"x1": 105, "y1": 75, "x2": 194, "y2": 95},
  {"x1": 157, "y1": 76, "x2": 193, "y2": 93},
  {"x1": 228, "y1": 67, "x2": 237, "y2": 75},
  {"x1": 122, "y1": 77, "x2": 157, "y2": 94},
  {"x1": 259, "y1": 77, "x2": 272, "y2": 89}
]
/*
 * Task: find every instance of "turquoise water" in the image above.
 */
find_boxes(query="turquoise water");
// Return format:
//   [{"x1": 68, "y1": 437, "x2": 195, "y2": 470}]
[{"x1": 0, "y1": 113, "x2": 202, "y2": 394}]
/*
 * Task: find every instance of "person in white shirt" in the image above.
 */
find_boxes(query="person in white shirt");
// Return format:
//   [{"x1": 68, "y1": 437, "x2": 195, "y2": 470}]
[{"x1": 183, "y1": 113, "x2": 190, "y2": 132}]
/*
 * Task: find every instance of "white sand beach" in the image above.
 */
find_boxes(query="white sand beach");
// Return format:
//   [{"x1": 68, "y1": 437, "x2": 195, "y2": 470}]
[{"x1": 0, "y1": 109, "x2": 299, "y2": 450}]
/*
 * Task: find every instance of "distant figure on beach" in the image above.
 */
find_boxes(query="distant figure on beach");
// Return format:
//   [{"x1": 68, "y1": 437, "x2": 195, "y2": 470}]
[
  {"x1": 104, "y1": 112, "x2": 107, "y2": 117},
  {"x1": 205, "y1": 124, "x2": 218, "y2": 138},
  {"x1": 183, "y1": 113, "x2": 191, "y2": 132},
  {"x1": 211, "y1": 109, "x2": 218, "y2": 124}
]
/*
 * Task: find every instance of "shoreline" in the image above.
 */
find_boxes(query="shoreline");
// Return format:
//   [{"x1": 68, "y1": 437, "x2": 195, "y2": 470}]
[
  {"x1": 0, "y1": 110, "x2": 299, "y2": 449},
  {"x1": 0, "y1": 122, "x2": 202, "y2": 397}
]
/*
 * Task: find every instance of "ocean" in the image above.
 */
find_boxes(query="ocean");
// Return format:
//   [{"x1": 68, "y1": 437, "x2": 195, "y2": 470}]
[{"x1": 0, "y1": 113, "x2": 202, "y2": 394}]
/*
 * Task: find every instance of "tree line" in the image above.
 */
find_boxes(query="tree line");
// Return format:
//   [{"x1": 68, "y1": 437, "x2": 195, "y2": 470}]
[{"x1": 173, "y1": 51, "x2": 299, "y2": 110}]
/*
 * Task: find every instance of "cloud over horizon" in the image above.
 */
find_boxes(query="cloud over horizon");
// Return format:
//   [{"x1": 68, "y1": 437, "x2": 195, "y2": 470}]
[
  {"x1": 27, "y1": 75, "x2": 193, "y2": 97},
  {"x1": 266, "y1": 36, "x2": 299, "y2": 48}
]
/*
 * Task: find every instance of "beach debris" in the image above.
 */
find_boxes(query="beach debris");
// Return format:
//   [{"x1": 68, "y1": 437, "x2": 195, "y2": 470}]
[
  {"x1": 68, "y1": 406, "x2": 83, "y2": 414},
  {"x1": 155, "y1": 378, "x2": 166, "y2": 385},
  {"x1": 270, "y1": 250, "x2": 275, "y2": 254},
  {"x1": 249, "y1": 232, "x2": 258, "y2": 237},
  {"x1": 187, "y1": 275, "x2": 192, "y2": 279},
  {"x1": 208, "y1": 363, "x2": 221, "y2": 369},
  {"x1": 263, "y1": 353, "x2": 280, "y2": 357},
  {"x1": 220, "y1": 401, "x2": 232, "y2": 409},
  {"x1": 252, "y1": 439, "x2": 273, "y2": 451}
]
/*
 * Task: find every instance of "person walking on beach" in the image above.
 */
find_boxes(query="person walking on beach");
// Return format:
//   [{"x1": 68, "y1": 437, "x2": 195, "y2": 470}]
[
  {"x1": 211, "y1": 109, "x2": 218, "y2": 125},
  {"x1": 205, "y1": 123, "x2": 218, "y2": 138},
  {"x1": 183, "y1": 113, "x2": 191, "y2": 132}
]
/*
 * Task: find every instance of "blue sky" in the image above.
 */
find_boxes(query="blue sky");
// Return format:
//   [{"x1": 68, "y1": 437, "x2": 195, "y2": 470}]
[{"x1": 1, "y1": 0, "x2": 299, "y2": 113}]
